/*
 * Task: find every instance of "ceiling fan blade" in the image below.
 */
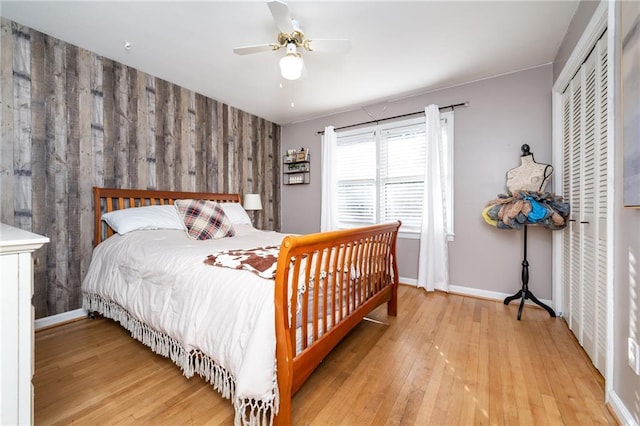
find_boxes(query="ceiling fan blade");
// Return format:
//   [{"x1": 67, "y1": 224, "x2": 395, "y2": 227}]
[
  {"x1": 233, "y1": 44, "x2": 279, "y2": 55},
  {"x1": 267, "y1": 0, "x2": 294, "y2": 34},
  {"x1": 306, "y1": 39, "x2": 351, "y2": 53}
]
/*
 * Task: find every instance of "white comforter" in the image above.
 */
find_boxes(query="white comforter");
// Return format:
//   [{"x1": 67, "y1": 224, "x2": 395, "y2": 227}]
[{"x1": 81, "y1": 225, "x2": 286, "y2": 424}]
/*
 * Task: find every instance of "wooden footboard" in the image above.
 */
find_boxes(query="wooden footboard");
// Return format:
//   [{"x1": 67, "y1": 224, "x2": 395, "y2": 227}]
[{"x1": 273, "y1": 222, "x2": 400, "y2": 425}]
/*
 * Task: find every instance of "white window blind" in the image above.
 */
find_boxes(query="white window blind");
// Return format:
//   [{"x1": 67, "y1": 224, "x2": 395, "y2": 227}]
[
  {"x1": 336, "y1": 131, "x2": 376, "y2": 226},
  {"x1": 335, "y1": 112, "x2": 454, "y2": 236},
  {"x1": 380, "y1": 122, "x2": 427, "y2": 230}
]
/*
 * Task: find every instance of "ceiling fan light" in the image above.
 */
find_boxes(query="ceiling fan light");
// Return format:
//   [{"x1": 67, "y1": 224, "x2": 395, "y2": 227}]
[{"x1": 280, "y1": 53, "x2": 303, "y2": 80}]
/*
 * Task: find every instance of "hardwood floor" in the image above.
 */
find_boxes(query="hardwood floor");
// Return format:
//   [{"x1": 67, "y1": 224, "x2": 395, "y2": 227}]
[{"x1": 34, "y1": 285, "x2": 617, "y2": 425}]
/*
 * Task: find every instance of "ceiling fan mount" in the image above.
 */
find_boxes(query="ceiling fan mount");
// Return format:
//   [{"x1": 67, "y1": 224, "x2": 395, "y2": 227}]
[{"x1": 275, "y1": 30, "x2": 308, "y2": 50}]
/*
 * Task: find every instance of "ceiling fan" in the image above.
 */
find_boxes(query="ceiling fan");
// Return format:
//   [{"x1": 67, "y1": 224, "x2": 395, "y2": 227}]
[{"x1": 233, "y1": 0, "x2": 351, "y2": 80}]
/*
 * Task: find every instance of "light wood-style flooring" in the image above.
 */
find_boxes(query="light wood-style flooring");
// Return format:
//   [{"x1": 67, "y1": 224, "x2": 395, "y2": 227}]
[{"x1": 34, "y1": 285, "x2": 617, "y2": 425}]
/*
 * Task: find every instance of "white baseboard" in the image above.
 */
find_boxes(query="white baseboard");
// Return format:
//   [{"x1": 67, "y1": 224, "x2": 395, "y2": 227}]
[
  {"x1": 607, "y1": 389, "x2": 638, "y2": 426},
  {"x1": 399, "y1": 277, "x2": 417, "y2": 286},
  {"x1": 399, "y1": 280, "x2": 553, "y2": 308},
  {"x1": 448, "y1": 284, "x2": 553, "y2": 308},
  {"x1": 35, "y1": 308, "x2": 87, "y2": 331}
]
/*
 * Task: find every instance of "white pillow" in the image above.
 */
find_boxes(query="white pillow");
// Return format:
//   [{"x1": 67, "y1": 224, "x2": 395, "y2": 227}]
[
  {"x1": 102, "y1": 205, "x2": 186, "y2": 235},
  {"x1": 219, "y1": 202, "x2": 253, "y2": 225}
]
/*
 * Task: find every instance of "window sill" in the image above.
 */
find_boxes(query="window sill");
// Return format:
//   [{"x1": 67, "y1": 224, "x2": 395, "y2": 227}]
[{"x1": 398, "y1": 232, "x2": 455, "y2": 242}]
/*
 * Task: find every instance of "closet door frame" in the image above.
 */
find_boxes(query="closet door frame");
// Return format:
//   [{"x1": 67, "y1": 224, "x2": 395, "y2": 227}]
[{"x1": 551, "y1": 0, "x2": 614, "y2": 396}]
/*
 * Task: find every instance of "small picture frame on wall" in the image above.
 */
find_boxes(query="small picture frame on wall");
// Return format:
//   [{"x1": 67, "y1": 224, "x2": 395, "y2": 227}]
[{"x1": 622, "y1": 1, "x2": 640, "y2": 207}]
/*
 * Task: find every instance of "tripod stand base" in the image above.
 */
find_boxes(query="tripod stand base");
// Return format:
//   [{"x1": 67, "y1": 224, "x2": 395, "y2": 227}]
[{"x1": 504, "y1": 289, "x2": 556, "y2": 320}]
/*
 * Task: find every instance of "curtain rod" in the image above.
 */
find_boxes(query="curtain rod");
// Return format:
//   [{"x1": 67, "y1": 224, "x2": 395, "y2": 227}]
[{"x1": 315, "y1": 101, "x2": 469, "y2": 135}]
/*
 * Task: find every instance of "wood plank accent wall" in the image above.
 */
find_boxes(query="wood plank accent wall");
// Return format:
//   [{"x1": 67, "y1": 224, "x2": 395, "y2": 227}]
[{"x1": 0, "y1": 19, "x2": 281, "y2": 318}]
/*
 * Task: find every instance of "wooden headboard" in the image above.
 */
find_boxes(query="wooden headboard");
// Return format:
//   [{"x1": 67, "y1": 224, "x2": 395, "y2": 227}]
[{"x1": 93, "y1": 187, "x2": 242, "y2": 246}]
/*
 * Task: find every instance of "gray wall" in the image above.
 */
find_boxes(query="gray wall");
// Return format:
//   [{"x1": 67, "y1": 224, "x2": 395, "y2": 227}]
[
  {"x1": 553, "y1": 1, "x2": 640, "y2": 422},
  {"x1": 281, "y1": 65, "x2": 555, "y2": 299}
]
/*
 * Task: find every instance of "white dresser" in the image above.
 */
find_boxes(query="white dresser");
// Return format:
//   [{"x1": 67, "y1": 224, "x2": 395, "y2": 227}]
[{"x1": 0, "y1": 223, "x2": 49, "y2": 425}]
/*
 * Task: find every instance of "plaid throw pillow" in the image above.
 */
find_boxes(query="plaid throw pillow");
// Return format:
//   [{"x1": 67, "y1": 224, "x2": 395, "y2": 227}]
[{"x1": 174, "y1": 199, "x2": 235, "y2": 240}]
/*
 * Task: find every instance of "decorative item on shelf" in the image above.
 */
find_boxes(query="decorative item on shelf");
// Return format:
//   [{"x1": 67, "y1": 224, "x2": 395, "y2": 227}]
[
  {"x1": 286, "y1": 162, "x2": 309, "y2": 172},
  {"x1": 285, "y1": 148, "x2": 297, "y2": 163},
  {"x1": 288, "y1": 175, "x2": 305, "y2": 184},
  {"x1": 297, "y1": 147, "x2": 309, "y2": 161}
]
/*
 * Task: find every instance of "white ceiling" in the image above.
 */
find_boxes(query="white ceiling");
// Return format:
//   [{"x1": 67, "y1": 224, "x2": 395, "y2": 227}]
[{"x1": 1, "y1": 1, "x2": 579, "y2": 125}]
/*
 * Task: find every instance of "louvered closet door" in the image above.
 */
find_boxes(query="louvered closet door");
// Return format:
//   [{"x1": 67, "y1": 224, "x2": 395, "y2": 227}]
[
  {"x1": 560, "y1": 33, "x2": 608, "y2": 375},
  {"x1": 565, "y1": 74, "x2": 583, "y2": 341}
]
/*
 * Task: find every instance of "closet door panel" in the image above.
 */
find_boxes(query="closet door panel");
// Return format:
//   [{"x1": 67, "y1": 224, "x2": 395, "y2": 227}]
[
  {"x1": 594, "y1": 36, "x2": 608, "y2": 371},
  {"x1": 568, "y1": 76, "x2": 583, "y2": 340},
  {"x1": 581, "y1": 54, "x2": 597, "y2": 360},
  {"x1": 561, "y1": 91, "x2": 572, "y2": 324}
]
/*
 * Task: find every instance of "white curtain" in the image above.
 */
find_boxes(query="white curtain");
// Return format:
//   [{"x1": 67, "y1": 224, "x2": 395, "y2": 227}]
[
  {"x1": 320, "y1": 126, "x2": 337, "y2": 231},
  {"x1": 417, "y1": 105, "x2": 450, "y2": 292}
]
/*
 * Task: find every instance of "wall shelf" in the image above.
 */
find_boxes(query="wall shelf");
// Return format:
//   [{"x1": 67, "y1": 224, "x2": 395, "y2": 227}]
[{"x1": 283, "y1": 153, "x2": 310, "y2": 185}]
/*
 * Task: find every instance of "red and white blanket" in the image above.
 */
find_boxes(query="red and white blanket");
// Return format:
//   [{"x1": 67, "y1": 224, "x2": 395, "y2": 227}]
[{"x1": 205, "y1": 246, "x2": 280, "y2": 279}]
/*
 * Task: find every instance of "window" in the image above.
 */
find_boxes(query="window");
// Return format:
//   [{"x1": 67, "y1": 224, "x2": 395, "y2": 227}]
[{"x1": 335, "y1": 112, "x2": 454, "y2": 238}]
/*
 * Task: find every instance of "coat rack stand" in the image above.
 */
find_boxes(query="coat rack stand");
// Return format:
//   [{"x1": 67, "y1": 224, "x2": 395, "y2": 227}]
[{"x1": 503, "y1": 225, "x2": 557, "y2": 320}]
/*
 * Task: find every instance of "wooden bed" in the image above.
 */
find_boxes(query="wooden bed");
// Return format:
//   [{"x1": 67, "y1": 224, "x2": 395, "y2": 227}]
[{"x1": 91, "y1": 187, "x2": 400, "y2": 425}]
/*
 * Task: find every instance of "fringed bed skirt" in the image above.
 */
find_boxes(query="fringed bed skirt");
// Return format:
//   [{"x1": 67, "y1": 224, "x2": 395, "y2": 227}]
[{"x1": 82, "y1": 293, "x2": 277, "y2": 426}]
